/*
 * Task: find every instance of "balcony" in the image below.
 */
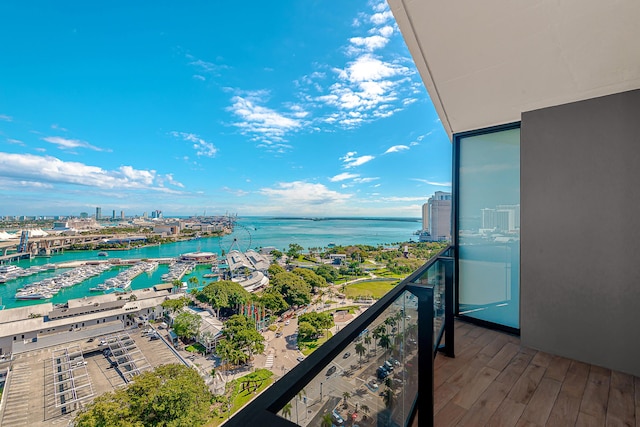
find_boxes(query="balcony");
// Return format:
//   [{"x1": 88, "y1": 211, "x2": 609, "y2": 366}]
[
  {"x1": 433, "y1": 321, "x2": 639, "y2": 426},
  {"x1": 227, "y1": 247, "x2": 639, "y2": 426}
]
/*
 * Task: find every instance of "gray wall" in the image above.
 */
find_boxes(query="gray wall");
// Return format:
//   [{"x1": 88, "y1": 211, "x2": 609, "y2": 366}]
[{"x1": 521, "y1": 89, "x2": 640, "y2": 377}]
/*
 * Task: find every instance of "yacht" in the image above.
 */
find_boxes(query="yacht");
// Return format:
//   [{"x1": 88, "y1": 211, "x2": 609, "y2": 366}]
[
  {"x1": 0, "y1": 265, "x2": 21, "y2": 274},
  {"x1": 97, "y1": 251, "x2": 109, "y2": 257},
  {"x1": 15, "y1": 290, "x2": 53, "y2": 300}
]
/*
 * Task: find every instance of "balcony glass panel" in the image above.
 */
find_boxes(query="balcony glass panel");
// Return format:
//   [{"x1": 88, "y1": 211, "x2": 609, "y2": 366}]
[
  {"x1": 457, "y1": 126, "x2": 520, "y2": 329},
  {"x1": 276, "y1": 290, "x2": 419, "y2": 427}
]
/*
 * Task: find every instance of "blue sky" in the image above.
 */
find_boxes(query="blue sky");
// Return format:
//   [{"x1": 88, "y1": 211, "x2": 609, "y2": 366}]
[{"x1": 0, "y1": 1, "x2": 451, "y2": 218}]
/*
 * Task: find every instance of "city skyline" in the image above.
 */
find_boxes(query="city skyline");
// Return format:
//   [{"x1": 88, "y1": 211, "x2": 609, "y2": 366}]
[{"x1": 0, "y1": 1, "x2": 451, "y2": 217}]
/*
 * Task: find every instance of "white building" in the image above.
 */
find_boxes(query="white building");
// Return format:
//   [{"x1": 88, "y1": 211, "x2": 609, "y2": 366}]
[{"x1": 421, "y1": 191, "x2": 452, "y2": 241}]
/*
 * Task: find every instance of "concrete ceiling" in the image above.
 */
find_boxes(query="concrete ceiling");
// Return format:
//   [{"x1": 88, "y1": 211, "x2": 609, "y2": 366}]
[{"x1": 388, "y1": 0, "x2": 640, "y2": 138}]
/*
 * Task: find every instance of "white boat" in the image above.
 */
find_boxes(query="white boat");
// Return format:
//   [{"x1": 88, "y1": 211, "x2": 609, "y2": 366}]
[
  {"x1": 16, "y1": 291, "x2": 52, "y2": 300},
  {"x1": 0, "y1": 265, "x2": 21, "y2": 274},
  {"x1": 90, "y1": 284, "x2": 109, "y2": 292}
]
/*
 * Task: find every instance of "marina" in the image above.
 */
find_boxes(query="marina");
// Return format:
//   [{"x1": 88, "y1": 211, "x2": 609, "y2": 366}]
[{"x1": 0, "y1": 217, "x2": 419, "y2": 309}]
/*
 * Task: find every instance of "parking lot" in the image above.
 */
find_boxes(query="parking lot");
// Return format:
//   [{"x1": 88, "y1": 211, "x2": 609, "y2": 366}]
[{"x1": 0, "y1": 327, "x2": 183, "y2": 426}]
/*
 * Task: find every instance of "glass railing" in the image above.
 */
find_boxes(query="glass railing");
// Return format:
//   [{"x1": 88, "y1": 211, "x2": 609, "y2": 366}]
[{"x1": 226, "y1": 246, "x2": 454, "y2": 427}]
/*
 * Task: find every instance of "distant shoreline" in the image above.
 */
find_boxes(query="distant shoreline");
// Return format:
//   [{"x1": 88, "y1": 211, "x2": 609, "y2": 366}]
[{"x1": 268, "y1": 217, "x2": 420, "y2": 222}]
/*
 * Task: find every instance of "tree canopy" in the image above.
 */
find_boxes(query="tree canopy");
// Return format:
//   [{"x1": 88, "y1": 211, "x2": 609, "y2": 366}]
[
  {"x1": 161, "y1": 296, "x2": 190, "y2": 313},
  {"x1": 74, "y1": 364, "x2": 211, "y2": 427},
  {"x1": 172, "y1": 311, "x2": 202, "y2": 340},
  {"x1": 216, "y1": 314, "x2": 265, "y2": 365},
  {"x1": 269, "y1": 272, "x2": 311, "y2": 307},
  {"x1": 196, "y1": 280, "x2": 250, "y2": 317},
  {"x1": 292, "y1": 268, "x2": 327, "y2": 291}
]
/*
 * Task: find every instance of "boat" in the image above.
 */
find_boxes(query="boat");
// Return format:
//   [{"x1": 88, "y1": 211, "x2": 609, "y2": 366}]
[
  {"x1": 90, "y1": 284, "x2": 109, "y2": 292},
  {"x1": 0, "y1": 265, "x2": 21, "y2": 274},
  {"x1": 15, "y1": 291, "x2": 53, "y2": 300},
  {"x1": 97, "y1": 251, "x2": 109, "y2": 257}
]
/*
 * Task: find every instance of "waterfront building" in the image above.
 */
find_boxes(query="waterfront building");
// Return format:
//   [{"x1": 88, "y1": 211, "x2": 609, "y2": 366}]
[
  {"x1": 120, "y1": 210, "x2": 125, "y2": 220},
  {"x1": 179, "y1": 251, "x2": 217, "y2": 264},
  {"x1": 420, "y1": 191, "x2": 451, "y2": 242},
  {"x1": 95, "y1": 207, "x2": 101, "y2": 220},
  {"x1": 0, "y1": 288, "x2": 181, "y2": 356}
]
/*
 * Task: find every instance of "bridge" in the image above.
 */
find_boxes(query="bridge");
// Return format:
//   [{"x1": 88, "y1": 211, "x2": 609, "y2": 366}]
[{"x1": 0, "y1": 234, "x2": 134, "y2": 264}]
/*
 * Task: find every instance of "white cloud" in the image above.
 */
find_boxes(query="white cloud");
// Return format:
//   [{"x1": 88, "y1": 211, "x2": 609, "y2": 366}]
[
  {"x1": 353, "y1": 177, "x2": 379, "y2": 183},
  {"x1": 6, "y1": 138, "x2": 24, "y2": 145},
  {"x1": 381, "y1": 196, "x2": 429, "y2": 202},
  {"x1": 378, "y1": 25, "x2": 394, "y2": 37},
  {"x1": 170, "y1": 131, "x2": 217, "y2": 157},
  {"x1": 0, "y1": 152, "x2": 184, "y2": 193},
  {"x1": 411, "y1": 178, "x2": 452, "y2": 187},
  {"x1": 0, "y1": 114, "x2": 12, "y2": 122},
  {"x1": 370, "y1": 11, "x2": 393, "y2": 25},
  {"x1": 341, "y1": 151, "x2": 375, "y2": 168},
  {"x1": 329, "y1": 172, "x2": 360, "y2": 182},
  {"x1": 222, "y1": 186, "x2": 249, "y2": 197},
  {"x1": 349, "y1": 35, "x2": 389, "y2": 51},
  {"x1": 42, "y1": 136, "x2": 106, "y2": 152},
  {"x1": 340, "y1": 54, "x2": 409, "y2": 82},
  {"x1": 192, "y1": 75, "x2": 206, "y2": 81},
  {"x1": 227, "y1": 93, "x2": 304, "y2": 145},
  {"x1": 384, "y1": 145, "x2": 410, "y2": 154},
  {"x1": 260, "y1": 181, "x2": 351, "y2": 205}
]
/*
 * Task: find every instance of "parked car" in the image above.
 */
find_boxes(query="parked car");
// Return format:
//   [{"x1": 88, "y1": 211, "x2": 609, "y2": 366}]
[
  {"x1": 326, "y1": 365, "x2": 337, "y2": 376},
  {"x1": 297, "y1": 356, "x2": 305, "y2": 362},
  {"x1": 377, "y1": 366, "x2": 389, "y2": 379},
  {"x1": 343, "y1": 352, "x2": 351, "y2": 359}
]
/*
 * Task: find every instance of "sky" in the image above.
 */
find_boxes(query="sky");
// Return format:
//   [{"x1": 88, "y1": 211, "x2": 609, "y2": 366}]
[{"x1": 0, "y1": 1, "x2": 451, "y2": 218}]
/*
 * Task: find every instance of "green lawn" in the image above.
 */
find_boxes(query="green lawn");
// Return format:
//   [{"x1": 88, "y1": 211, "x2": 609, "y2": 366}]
[
  {"x1": 299, "y1": 331, "x2": 333, "y2": 356},
  {"x1": 208, "y1": 369, "x2": 274, "y2": 426},
  {"x1": 185, "y1": 343, "x2": 206, "y2": 353},
  {"x1": 343, "y1": 279, "x2": 398, "y2": 299}
]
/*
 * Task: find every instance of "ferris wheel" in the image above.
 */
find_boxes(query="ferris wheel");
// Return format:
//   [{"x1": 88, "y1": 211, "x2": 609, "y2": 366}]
[{"x1": 218, "y1": 223, "x2": 252, "y2": 254}]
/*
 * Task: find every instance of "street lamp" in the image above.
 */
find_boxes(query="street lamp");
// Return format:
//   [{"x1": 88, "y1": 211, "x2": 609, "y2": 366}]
[{"x1": 320, "y1": 382, "x2": 323, "y2": 401}]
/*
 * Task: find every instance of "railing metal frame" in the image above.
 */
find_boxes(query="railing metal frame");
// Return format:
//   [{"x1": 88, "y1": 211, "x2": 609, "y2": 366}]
[{"x1": 226, "y1": 246, "x2": 454, "y2": 427}]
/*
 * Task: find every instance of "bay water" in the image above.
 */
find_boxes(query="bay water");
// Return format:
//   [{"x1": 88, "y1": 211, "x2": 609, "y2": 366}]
[{"x1": 1, "y1": 217, "x2": 419, "y2": 310}]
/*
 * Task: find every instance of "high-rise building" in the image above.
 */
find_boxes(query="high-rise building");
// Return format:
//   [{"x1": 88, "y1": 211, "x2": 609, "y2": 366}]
[
  {"x1": 421, "y1": 191, "x2": 452, "y2": 241},
  {"x1": 80, "y1": 212, "x2": 88, "y2": 219},
  {"x1": 112, "y1": 210, "x2": 116, "y2": 219},
  {"x1": 120, "y1": 210, "x2": 125, "y2": 220},
  {"x1": 95, "y1": 207, "x2": 101, "y2": 220}
]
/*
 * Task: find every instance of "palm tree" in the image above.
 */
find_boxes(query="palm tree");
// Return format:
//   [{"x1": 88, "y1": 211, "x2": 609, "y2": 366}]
[
  {"x1": 355, "y1": 342, "x2": 366, "y2": 364},
  {"x1": 364, "y1": 334, "x2": 372, "y2": 354},
  {"x1": 321, "y1": 413, "x2": 333, "y2": 427},
  {"x1": 382, "y1": 388, "x2": 393, "y2": 409},
  {"x1": 372, "y1": 325, "x2": 386, "y2": 355},
  {"x1": 379, "y1": 333, "x2": 391, "y2": 356},
  {"x1": 342, "y1": 391, "x2": 350, "y2": 408},
  {"x1": 281, "y1": 402, "x2": 292, "y2": 420},
  {"x1": 360, "y1": 404, "x2": 370, "y2": 420}
]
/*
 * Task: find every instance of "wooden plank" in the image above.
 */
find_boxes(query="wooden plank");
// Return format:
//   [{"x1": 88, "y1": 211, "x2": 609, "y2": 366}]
[
  {"x1": 466, "y1": 324, "x2": 486, "y2": 338},
  {"x1": 544, "y1": 355, "x2": 571, "y2": 382},
  {"x1": 495, "y1": 349, "x2": 535, "y2": 388},
  {"x1": 547, "y1": 391, "x2": 582, "y2": 426},
  {"x1": 561, "y1": 360, "x2": 590, "y2": 398},
  {"x1": 530, "y1": 350, "x2": 552, "y2": 368},
  {"x1": 447, "y1": 352, "x2": 493, "y2": 389},
  {"x1": 473, "y1": 328, "x2": 501, "y2": 348},
  {"x1": 635, "y1": 376, "x2": 640, "y2": 427},
  {"x1": 576, "y1": 411, "x2": 603, "y2": 427},
  {"x1": 519, "y1": 377, "x2": 561, "y2": 425},
  {"x1": 452, "y1": 366, "x2": 501, "y2": 409},
  {"x1": 605, "y1": 370, "x2": 635, "y2": 426},
  {"x1": 457, "y1": 381, "x2": 511, "y2": 427},
  {"x1": 579, "y1": 365, "x2": 611, "y2": 424},
  {"x1": 434, "y1": 382, "x2": 460, "y2": 414},
  {"x1": 487, "y1": 342, "x2": 520, "y2": 372},
  {"x1": 479, "y1": 333, "x2": 510, "y2": 359},
  {"x1": 507, "y1": 363, "x2": 546, "y2": 405},
  {"x1": 486, "y1": 397, "x2": 526, "y2": 427},
  {"x1": 434, "y1": 400, "x2": 466, "y2": 426}
]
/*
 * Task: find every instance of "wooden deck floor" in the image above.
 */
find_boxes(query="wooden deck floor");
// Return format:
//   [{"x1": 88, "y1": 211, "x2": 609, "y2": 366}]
[{"x1": 431, "y1": 321, "x2": 639, "y2": 426}]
